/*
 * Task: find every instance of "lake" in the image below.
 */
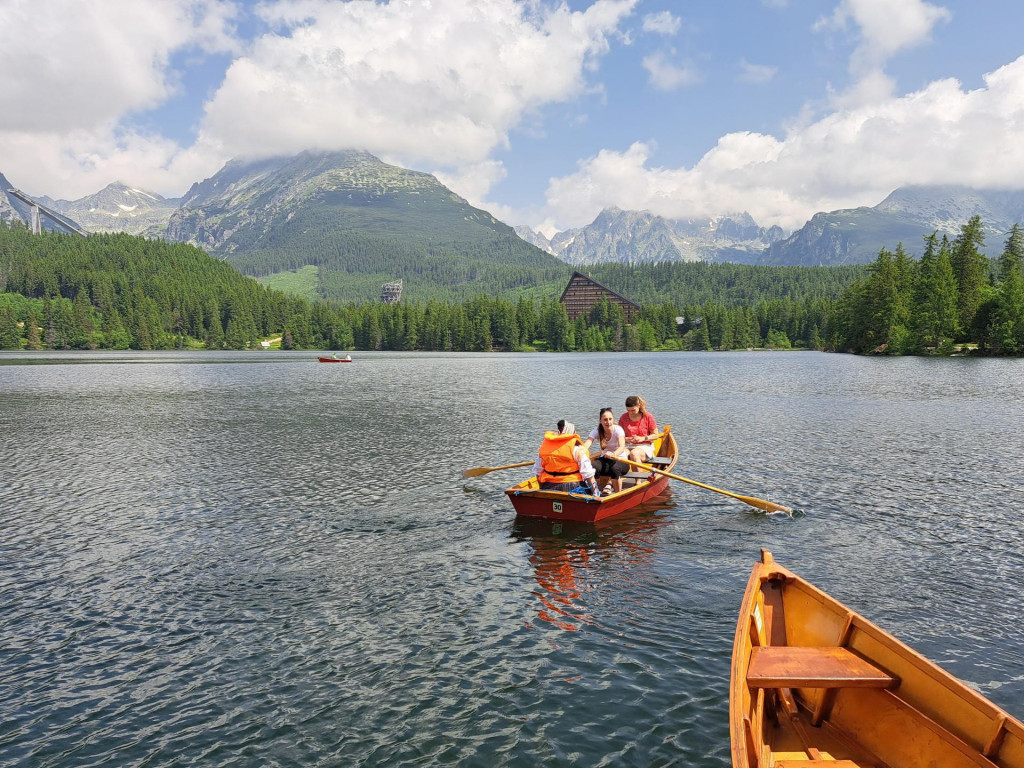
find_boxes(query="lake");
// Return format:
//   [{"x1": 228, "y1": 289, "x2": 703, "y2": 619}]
[{"x1": 1, "y1": 350, "x2": 1022, "y2": 766}]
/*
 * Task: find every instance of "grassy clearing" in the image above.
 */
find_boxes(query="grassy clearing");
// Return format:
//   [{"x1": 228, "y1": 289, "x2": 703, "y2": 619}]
[{"x1": 257, "y1": 265, "x2": 320, "y2": 301}]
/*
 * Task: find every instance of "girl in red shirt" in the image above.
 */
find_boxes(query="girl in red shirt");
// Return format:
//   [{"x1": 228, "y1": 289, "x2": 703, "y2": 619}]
[{"x1": 618, "y1": 395, "x2": 658, "y2": 463}]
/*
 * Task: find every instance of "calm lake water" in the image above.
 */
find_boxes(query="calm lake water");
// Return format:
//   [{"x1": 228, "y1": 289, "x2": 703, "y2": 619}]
[{"x1": 1, "y1": 350, "x2": 1022, "y2": 766}]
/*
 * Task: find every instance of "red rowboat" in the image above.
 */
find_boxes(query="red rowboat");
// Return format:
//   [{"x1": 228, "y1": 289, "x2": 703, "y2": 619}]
[
  {"x1": 505, "y1": 426, "x2": 677, "y2": 523},
  {"x1": 318, "y1": 356, "x2": 352, "y2": 363}
]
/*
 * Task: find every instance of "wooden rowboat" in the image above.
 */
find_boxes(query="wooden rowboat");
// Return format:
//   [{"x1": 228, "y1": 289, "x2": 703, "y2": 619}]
[
  {"x1": 504, "y1": 427, "x2": 677, "y2": 523},
  {"x1": 731, "y1": 550, "x2": 1024, "y2": 768},
  {"x1": 318, "y1": 356, "x2": 352, "y2": 363}
]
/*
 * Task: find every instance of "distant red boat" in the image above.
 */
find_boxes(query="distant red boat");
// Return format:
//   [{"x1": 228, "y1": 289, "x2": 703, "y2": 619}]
[
  {"x1": 505, "y1": 427, "x2": 677, "y2": 523},
  {"x1": 318, "y1": 356, "x2": 353, "y2": 363}
]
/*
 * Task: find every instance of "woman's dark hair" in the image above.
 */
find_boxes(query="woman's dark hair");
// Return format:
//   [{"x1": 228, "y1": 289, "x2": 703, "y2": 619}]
[
  {"x1": 598, "y1": 407, "x2": 614, "y2": 442},
  {"x1": 557, "y1": 419, "x2": 566, "y2": 433}
]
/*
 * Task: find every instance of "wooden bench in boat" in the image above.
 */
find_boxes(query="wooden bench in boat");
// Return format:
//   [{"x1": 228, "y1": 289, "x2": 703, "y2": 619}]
[
  {"x1": 621, "y1": 460, "x2": 665, "y2": 485},
  {"x1": 747, "y1": 646, "x2": 897, "y2": 689}
]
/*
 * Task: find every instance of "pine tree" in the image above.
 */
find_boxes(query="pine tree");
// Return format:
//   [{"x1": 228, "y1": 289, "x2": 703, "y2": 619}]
[
  {"x1": 25, "y1": 309, "x2": 41, "y2": 350},
  {"x1": 913, "y1": 233, "x2": 959, "y2": 352},
  {"x1": 859, "y1": 247, "x2": 916, "y2": 354},
  {"x1": 687, "y1": 322, "x2": 711, "y2": 351},
  {"x1": 950, "y1": 215, "x2": 989, "y2": 340},
  {"x1": 0, "y1": 306, "x2": 21, "y2": 348},
  {"x1": 998, "y1": 223, "x2": 1024, "y2": 281}
]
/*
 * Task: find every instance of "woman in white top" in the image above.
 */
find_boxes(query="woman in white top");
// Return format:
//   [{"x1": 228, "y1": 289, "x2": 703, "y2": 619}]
[{"x1": 584, "y1": 408, "x2": 630, "y2": 495}]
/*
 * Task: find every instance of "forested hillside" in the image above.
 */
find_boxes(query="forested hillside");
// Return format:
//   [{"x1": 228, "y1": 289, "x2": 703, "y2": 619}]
[
  {"x1": 587, "y1": 261, "x2": 864, "y2": 305},
  {"x1": 233, "y1": 225, "x2": 572, "y2": 304},
  {"x1": 0, "y1": 225, "x2": 340, "y2": 350}
]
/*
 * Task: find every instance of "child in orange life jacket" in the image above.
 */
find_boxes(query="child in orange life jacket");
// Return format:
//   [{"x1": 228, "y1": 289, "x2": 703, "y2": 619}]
[{"x1": 533, "y1": 420, "x2": 600, "y2": 496}]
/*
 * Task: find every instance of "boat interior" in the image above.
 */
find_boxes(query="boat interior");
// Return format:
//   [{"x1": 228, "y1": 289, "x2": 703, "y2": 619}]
[{"x1": 733, "y1": 552, "x2": 1024, "y2": 768}]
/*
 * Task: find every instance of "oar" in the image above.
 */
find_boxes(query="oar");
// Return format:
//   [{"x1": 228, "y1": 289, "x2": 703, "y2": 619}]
[
  {"x1": 621, "y1": 458, "x2": 792, "y2": 514},
  {"x1": 462, "y1": 460, "x2": 534, "y2": 478}
]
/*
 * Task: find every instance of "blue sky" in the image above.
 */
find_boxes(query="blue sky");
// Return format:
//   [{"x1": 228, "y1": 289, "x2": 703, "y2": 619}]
[{"x1": 3, "y1": 0, "x2": 1024, "y2": 235}]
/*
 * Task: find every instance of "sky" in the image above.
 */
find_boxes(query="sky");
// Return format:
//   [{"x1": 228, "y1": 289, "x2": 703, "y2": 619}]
[{"x1": 3, "y1": 0, "x2": 1024, "y2": 236}]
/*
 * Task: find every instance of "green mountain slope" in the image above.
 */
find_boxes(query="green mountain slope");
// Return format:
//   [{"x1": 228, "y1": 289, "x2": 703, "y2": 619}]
[{"x1": 167, "y1": 150, "x2": 570, "y2": 302}]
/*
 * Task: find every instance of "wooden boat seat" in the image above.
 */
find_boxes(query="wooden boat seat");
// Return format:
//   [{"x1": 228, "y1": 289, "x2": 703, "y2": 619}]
[
  {"x1": 621, "y1": 470, "x2": 650, "y2": 487},
  {"x1": 649, "y1": 456, "x2": 671, "y2": 466},
  {"x1": 747, "y1": 646, "x2": 898, "y2": 689},
  {"x1": 775, "y1": 761, "x2": 865, "y2": 767}
]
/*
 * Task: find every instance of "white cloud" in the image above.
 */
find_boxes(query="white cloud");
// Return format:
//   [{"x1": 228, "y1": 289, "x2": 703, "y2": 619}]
[
  {"x1": 200, "y1": 0, "x2": 636, "y2": 166},
  {"x1": 642, "y1": 50, "x2": 701, "y2": 91},
  {"x1": 0, "y1": 0, "x2": 637, "y2": 200},
  {"x1": 0, "y1": 0, "x2": 238, "y2": 133},
  {"x1": 540, "y1": 55, "x2": 1024, "y2": 232},
  {"x1": 737, "y1": 59, "x2": 778, "y2": 84},
  {"x1": 815, "y1": 0, "x2": 951, "y2": 105},
  {"x1": 434, "y1": 160, "x2": 508, "y2": 210},
  {"x1": 642, "y1": 11, "x2": 681, "y2": 36},
  {"x1": 817, "y1": 0, "x2": 951, "y2": 65},
  {"x1": 0, "y1": 0, "x2": 239, "y2": 197}
]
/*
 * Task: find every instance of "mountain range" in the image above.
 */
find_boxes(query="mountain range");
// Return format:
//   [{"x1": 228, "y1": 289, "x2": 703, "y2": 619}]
[
  {"x1": 5, "y1": 153, "x2": 1024, "y2": 294},
  {"x1": 517, "y1": 208, "x2": 785, "y2": 265},
  {"x1": 761, "y1": 186, "x2": 1024, "y2": 266},
  {"x1": 38, "y1": 184, "x2": 180, "y2": 238}
]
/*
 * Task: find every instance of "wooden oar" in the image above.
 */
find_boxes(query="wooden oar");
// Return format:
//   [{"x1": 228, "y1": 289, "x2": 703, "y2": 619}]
[
  {"x1": 462, "y1": 460, "x2": 534, "y2": 478},
  {"x1": 621, "y1": 458, "x2": 792, "y2": 514}
]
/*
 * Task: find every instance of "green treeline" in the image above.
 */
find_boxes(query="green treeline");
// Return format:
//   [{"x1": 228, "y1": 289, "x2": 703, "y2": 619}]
[
  {"x1": 0, "y1": 223, "x2": 857, "y2": 353},
  {"x1": 828, "y1": 216, "x2": 1024, "y2": 355},
  {"x1": 19, "y1": 217, "x2": 1024, "y2": 356}
]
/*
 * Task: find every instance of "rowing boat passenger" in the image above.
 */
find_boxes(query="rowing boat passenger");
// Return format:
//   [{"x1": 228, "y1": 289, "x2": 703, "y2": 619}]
[
  {"x1": 584, "y1": 408, "x2": 629, "y2": 495},
  {"x1": 619, "y1": 395, "x2": 658, "y2": 464},
  {"x1": 533, "y1": 420, "x2": 600, "y2": 496}
]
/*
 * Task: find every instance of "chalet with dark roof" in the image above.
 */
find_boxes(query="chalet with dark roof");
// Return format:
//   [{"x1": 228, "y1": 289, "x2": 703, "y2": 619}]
[{"x1": 558, "y1": 271, "x2": 640, "y2": 323}]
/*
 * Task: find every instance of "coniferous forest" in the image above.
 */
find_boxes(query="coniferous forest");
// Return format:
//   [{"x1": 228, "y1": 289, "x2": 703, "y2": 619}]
[
  {"x1": 829, "y1": 216, "x2": 1024, "y2": 355},
  {"x1": 1, "y1": 217, "x2": 1023, "y2": 355}
]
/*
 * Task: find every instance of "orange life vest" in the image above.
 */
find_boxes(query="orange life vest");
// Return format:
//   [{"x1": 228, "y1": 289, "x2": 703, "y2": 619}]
[{"x1": 537, "y1": 432, "x2": 584, "y2": 485}]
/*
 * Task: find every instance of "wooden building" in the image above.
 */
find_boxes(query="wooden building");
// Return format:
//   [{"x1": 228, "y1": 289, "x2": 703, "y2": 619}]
[{"x1": 559, "y1": 271, "x2": 640, "y2": 323}]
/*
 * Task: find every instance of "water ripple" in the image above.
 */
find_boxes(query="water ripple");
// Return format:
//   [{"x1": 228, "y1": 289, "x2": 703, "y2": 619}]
[{"x1": 2, "y1": 351, "x2": 1022, "y2": 766}]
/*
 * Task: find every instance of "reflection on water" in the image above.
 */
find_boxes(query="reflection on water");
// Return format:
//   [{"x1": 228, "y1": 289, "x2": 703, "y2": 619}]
[
  {"x1": 1, "y1": 350, "x2": 1022, "y2": 767},
  {"x1": 512, "y1": 503, "x2": 676, "y2": 632}
]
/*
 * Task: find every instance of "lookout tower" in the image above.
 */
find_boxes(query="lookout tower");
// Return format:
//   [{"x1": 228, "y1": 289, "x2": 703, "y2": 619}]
[{"x1": 381, "y1": 280, "x2": 403, "y2": 304}]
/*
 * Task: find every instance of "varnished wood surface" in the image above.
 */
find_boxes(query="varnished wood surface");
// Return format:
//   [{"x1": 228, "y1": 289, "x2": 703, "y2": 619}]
[{"x1": 747, "y1": 646, "x2": 896, "y2": 689}]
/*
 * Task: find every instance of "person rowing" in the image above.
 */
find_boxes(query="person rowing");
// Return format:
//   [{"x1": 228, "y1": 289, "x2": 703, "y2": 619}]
[{"x1": 533, "y1": 420, "x2": 600, "y2": 496}]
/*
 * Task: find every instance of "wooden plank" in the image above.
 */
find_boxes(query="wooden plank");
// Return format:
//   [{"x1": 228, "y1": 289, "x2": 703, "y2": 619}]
[
  {"x1": 811, "y1": 612, "x2": 858, "y2": 726},
  {"x1": 855, "y1": 689, "x2": 1006, "y2": 768},
  {"x1": 747, "y1": 646, "x2": 897, "y2": 689}
]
